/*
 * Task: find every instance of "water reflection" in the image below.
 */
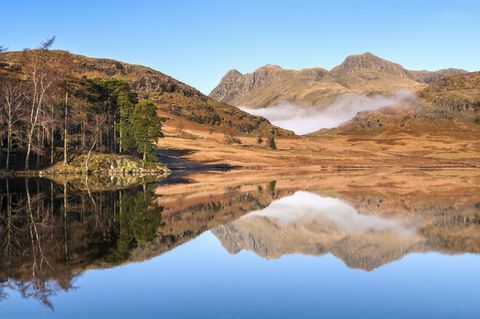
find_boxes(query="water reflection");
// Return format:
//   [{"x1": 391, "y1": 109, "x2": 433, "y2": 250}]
[
  {"x1": 213, "y1": 191, "x2": 420, "y2": 268},
  {"x1": 0, "y1": 177, "x2": 282, "y2": 307},
  {"x1": 213, "y1": 183, "x2": 480, "y2": 270},
  {"x1": 0, "y1": 178, "x2": 164, "y2": 308},
  {"x1": 0, "y1": 171, "x2": 480, "y2": 311}
]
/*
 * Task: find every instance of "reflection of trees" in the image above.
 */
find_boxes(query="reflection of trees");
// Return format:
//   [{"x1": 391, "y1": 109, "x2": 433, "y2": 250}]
[
  {"x1": 0, "y1": 177, "x2": 285, "y2": 309},
  {"x1": 95, "y1": 184, "x2": 163, "y2": 264},
  {"x1": 0, "y1": 178, "x2": 162, "y2": 308}
]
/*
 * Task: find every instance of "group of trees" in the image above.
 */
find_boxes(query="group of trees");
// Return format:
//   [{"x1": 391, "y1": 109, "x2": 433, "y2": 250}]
[{"x1": 0, "y1": 39, "x2": 164, "y2": 171}]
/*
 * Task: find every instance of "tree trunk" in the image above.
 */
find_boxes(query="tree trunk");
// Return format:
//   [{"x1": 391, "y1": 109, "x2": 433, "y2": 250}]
[
  {"x1": 36, "y1": 129, "x2": 41, "y2": 168},
  {"x1": 63, "y1": 91, "x2": 68, "y2": 166},
  {"x1": 85, "y1": 140, "x2": 97, "y2": 174},
  {"x1": 143, "y1": 145, "x2": 147, "y2": 168},
  {"x1": 119, "y1": 123, "x2": 123, "y2": 154},
  {"x1": 6, "y1": 126, "x2": 11, "y2": 170},
  {"x1": 25, "y1": 132, "x2": 33, "y2": 170},
  {"x1": 82, "y1": 122, "x2": 86, "y2": 149},
  {"x1": 113, "y1": 119, "x2": 117, "y2": 153},
  {"x1": 51, "y1": 104, "x2": 55, "y2": 165}
]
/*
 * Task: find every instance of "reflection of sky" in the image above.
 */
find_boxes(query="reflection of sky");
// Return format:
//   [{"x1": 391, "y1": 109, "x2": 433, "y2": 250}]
[
  {"x1": 3, "y1": 231, "x2": 480, "y2": 319},
  {"x1": 246, "y1": 191, "x2": 415, "y2": 235}
]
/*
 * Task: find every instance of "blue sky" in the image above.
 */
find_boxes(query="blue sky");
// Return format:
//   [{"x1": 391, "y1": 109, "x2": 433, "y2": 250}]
[{"x1": 1, "y1": 0, "x2": 479, "y2": 94}]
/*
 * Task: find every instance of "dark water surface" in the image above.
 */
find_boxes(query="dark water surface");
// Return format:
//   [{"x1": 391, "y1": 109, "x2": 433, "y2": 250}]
[{"x1": 1, "y1": 174, "x2": 479, "y2": 318}]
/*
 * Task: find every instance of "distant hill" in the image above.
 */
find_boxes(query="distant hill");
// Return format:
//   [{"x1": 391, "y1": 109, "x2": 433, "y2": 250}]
[
  {"x1": 420, "y1": 71, "x2": 480, "y2": 118},
  {"x1": 209, "y1": 52, "x2": 467, "y2": 108},
  {"x1": 312, "y1": 71, "x2": 480, "y2": 137},
  {"x1": 1, "y1": 50, "x2": 291, "y2": 136}
]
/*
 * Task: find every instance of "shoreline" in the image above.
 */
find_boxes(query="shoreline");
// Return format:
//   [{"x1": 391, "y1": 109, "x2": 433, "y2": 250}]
[{"x1": 1, "y1": 162, "x2": 478, "y2": 179}]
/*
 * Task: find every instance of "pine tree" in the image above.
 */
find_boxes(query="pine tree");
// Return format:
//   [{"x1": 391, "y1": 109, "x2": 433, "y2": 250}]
[{"x1": 131, "y1": 101, "x2": 164, "y2": 166}]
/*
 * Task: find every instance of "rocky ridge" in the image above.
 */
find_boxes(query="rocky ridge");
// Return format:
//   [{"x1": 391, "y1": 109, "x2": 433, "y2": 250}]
[{"x1": 209, "y1": 52, "x2": 468, "y2": 108}]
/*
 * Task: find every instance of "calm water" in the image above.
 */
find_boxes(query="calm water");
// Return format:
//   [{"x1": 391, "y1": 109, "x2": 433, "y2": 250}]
[{"x1": 1, "y1": 175, "x2": 480, "y2": 318}]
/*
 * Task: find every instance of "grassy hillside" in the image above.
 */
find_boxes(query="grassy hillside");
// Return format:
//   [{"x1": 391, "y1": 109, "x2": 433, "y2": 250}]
[{"x1": 1, "y1": 50, "x2": 291, "y2": 137}]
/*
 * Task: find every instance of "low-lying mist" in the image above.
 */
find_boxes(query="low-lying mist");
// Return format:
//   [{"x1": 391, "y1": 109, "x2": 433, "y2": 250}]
[{"x1": 240, "y1": 90, "x2": 417, "y2": 135}]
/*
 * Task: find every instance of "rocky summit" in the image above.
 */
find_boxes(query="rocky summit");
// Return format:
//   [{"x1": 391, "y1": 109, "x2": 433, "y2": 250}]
[{"x1": 209, "y1": 52, "x2": 468, "y2": 108}]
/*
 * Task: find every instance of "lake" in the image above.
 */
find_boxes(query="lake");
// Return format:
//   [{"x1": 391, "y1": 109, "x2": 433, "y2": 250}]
[{"x1": 1, "y1": 169, "x2": 479, "y2": 318}]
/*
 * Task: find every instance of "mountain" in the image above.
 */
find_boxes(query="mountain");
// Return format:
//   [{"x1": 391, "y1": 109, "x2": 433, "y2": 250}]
[
  {"x1": 317, "y1": 71, "x2": 480, "y2": 137},
  {"x1": 209, "y1": 52, "x2": 468, "y2": 108},
  {"x1": 420, "y1": 71, "x2": 480, "y2": 117},
  {"x1": 0, "y1": 50, "x2": 291, "y2": 136}
]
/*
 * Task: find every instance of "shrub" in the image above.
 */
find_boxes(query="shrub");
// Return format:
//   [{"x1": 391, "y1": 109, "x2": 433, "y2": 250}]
[{"x1": 268, "y1": 136, "x2": 276, "y2": 150}]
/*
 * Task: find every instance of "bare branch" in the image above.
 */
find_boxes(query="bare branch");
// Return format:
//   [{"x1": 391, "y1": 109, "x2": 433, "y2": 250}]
[{"x1": 39, "y1": 36, "x2": 56, "y2": 50}]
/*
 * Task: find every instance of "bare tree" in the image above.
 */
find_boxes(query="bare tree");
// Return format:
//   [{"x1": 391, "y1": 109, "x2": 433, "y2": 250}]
[
  {"x1": 0, "y1": 45, "x2": 7, "y2": 53},
  {"x1": 55, "y1": 52, "x2": 74, "y2": 166},
  {"x1": 1, "y1": 80, "x2": 25, "y2": 170},
  {"x1": 63, "y1": 87, "x2": 68, "y2": 165},
  {"x1": 24, "y1": 57, "x2": 54, "y2": 170},
  {"x1": 39, "y1": 36, "x2": 55, "y2": 50}
]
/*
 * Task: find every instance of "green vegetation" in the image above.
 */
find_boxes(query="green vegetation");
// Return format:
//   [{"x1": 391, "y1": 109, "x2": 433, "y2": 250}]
[
  {"x1": 268, "y1": 135, "x2": 277, "y2": 150},
  {"x1": 131, "y1": 101, "x2": 165, "y2": 165}
]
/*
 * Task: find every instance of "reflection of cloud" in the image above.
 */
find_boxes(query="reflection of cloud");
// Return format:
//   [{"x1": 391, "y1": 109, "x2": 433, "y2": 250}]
[
  {"x1": 240, "y1": 91, "x2": 416, "y2": 134},
  {"x1": 244, "y1": 191, "x2": 415, "y2": 236}
]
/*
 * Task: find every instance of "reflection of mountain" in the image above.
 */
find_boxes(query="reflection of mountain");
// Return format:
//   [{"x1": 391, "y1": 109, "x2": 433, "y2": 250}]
[
  {"x1": 1, "y1": 170, "x2": 480, "y2": 306},
  {"x1": 130, "y1": 182, "x2": 289, "y2": 262},
  {"x1": 213, "y1": 191, "x2": 480, "y2": 271}
]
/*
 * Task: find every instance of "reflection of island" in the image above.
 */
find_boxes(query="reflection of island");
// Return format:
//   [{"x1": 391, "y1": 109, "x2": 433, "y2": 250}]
[
  {"x1": 0, "y1": 177, "x2": 284, "y2": 307},
  {"x1": 213, "y1": 189, "x2": 480, "y2": 271}
]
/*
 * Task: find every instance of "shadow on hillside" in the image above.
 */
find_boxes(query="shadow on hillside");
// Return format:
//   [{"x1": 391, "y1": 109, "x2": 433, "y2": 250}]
[{"x1": 156, "y1": 148, "x2": 238, "y2": 185}]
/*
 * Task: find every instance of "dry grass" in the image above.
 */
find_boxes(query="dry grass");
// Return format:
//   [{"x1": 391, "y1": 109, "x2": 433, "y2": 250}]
[{"x1": 158, "y1": 113, "x2": 480, "y2": 171}]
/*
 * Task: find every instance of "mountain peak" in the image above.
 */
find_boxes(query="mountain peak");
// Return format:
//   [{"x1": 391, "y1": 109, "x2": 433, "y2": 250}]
[
  {"x1": 220, "y1": 69, "x2": 242, "y2": 82},
  {"x1": 254, "y1": 64, "x2": 283, "y2": 72},
  {"x1": 332, "y1": 52, "x2": 409, "y2": 77},
  {"x1": 225, "y1": 68, "x2": 242, "y2": 76},
  {"x1": 339, "y1": 52, "x2": 394, "y2": 68},
  {"x1": 209, "y1": 69, "x2": 244, "y2": 102}
]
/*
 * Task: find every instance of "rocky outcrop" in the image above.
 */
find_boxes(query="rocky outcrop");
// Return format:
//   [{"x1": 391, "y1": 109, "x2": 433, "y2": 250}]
[
  {"x1": 330, "y1": 52, "x2": 410, "y2": 77},
  {"x1": 420, "y1": 71, "x2": 480, "y2": 115},
  {"x1": 43, "y1": 152, "x2": 169, "y2": 175},
  {"x1": 209, "y1": 69, "x2": 243, "y2": 102},
  {"x1": 409, "y1": 68, "x2": 469, "y2": 84}
]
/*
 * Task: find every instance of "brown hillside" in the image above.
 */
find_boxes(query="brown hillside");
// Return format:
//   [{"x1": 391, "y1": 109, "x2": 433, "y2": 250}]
[{"x1": 1, "y1": 50, "x2": 291, "y2": 137}]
